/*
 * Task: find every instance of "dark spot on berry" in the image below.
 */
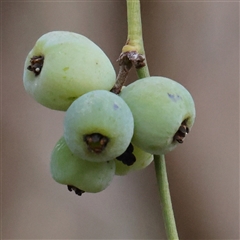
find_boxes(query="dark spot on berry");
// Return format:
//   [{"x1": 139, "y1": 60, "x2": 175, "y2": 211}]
[
  {"x1": 173, "y1": 120, "x2": 189, "y2": 144},
  {"x1": 126, "y1": 142, "x2": 134, "y2": 153},
  {"x1": 116, "y1": 143, "x2": 136, "y2": 166},
  {"x1": 113, "y1": 103, "x2": 119, "y2": 110},
  {"x1": 167, "y1": 93, "x2": 182, "y2": 102},
  {"x1": 84, "y1": 133, "x2": 109, "y2": 153},
  {"x1": 117, "y1": 152, "x2": 136, "y2": 166},
  {"x1": 27, "y1": 55, "x2": 44, "y2": 76},
  {"x1": 67, "y1": 185, "x2": 85, "y2": 196}
]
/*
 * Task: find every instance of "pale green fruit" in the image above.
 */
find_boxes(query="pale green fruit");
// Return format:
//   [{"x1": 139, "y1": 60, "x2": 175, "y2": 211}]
[
  {"x1": 64, "y1": 90, "x2": 134, "y2": 162},
  {"x1": 50, "y1": 136, "x2": 115, "y2": 193},
  {"x1": 23, "y1": 31, "x2": 116, "y2": 111},
  {"x1": 115, "y1": 143, "x2": 153, "y2": 176},
  {"x1": 120, "y1": 76, "x2": 196, "y2": 155}
]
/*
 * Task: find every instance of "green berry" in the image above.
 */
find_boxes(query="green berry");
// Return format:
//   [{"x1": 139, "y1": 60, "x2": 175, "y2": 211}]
[
  {"x1": 50, "y1": 136, "x2": 115, "y2": 193},
  {"x1": 115, "y1": 143, "x2": 153, "y2": 176},
  {"x1": 23, "y1": 31, "x2": 116, "y2": 111},
  {"x1": 64, "y1": 90, "x2": 134, "y2": 162},
  {"x1": 120, "y1": 76, "x2": 196, "y2": 155}
]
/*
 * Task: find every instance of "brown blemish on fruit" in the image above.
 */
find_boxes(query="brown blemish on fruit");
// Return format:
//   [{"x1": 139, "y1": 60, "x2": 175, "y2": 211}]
[
  {"x1": 173, "y1": 120, "x2": 189, "y2": 143},
  {"x1": 27, "y1": 55, "x2": 44, "y2": 76},
  {"x1": 67, "y1": 185, "x2": 85, "y2": 196},
  {"x1": 84, "y1": 133, "x2": 109, "y2": 153}
]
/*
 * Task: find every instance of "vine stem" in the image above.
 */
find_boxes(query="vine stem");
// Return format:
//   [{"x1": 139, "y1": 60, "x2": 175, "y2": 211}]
[
  {"x1": 123, "y1": 0, "x2": 150, "y2": 79},
  {"x1": 124, "y1": 1, "x2": 179, "y2": 239},
  {"x1": 154, "y1": 155, "x2": 179, "y2": 240}
]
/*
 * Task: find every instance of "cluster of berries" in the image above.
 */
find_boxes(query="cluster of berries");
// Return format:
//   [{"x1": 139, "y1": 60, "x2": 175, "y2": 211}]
[{"x1": 23, "y1": 31, "x2": 195, "y2": 196}]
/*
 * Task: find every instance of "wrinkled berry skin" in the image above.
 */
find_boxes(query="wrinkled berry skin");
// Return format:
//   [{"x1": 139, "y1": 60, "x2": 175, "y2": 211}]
[{"x1": 120, "y1": 76, "x2": 196, "y2": 155}]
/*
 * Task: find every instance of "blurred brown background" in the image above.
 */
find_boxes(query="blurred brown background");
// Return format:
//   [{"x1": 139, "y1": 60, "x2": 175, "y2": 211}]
[{"x1": 1, "y1": 1, "x2": 239, "y2": 239}]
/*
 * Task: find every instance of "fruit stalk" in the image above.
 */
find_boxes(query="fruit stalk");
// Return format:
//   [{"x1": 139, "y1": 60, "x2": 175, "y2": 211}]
[{"x1": 125, "y1": 0, "x2": 179, "y2": 239}]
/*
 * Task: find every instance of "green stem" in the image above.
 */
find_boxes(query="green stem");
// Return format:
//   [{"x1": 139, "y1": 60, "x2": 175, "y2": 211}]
[
  {"x1": 124, "y1": 0, "x2": 150, "y2": 79},
  {"x1": 154, "y1": 155, "x2": 179, "y2": 240},
  {"x1": 125, "y1": 1, "x2": 179, "y2": 239}
]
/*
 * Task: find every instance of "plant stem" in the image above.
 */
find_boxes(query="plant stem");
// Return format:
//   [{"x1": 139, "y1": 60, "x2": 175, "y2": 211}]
[
  {"x1": 125, "y1": 1, "x2": 179, "y2": 239},
  {"x1": 154, "y1": 155, "x2": 179, "y2": 240},
  {"x1": 124, "y1": 0, "x2": 150, "y2": 79}
]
